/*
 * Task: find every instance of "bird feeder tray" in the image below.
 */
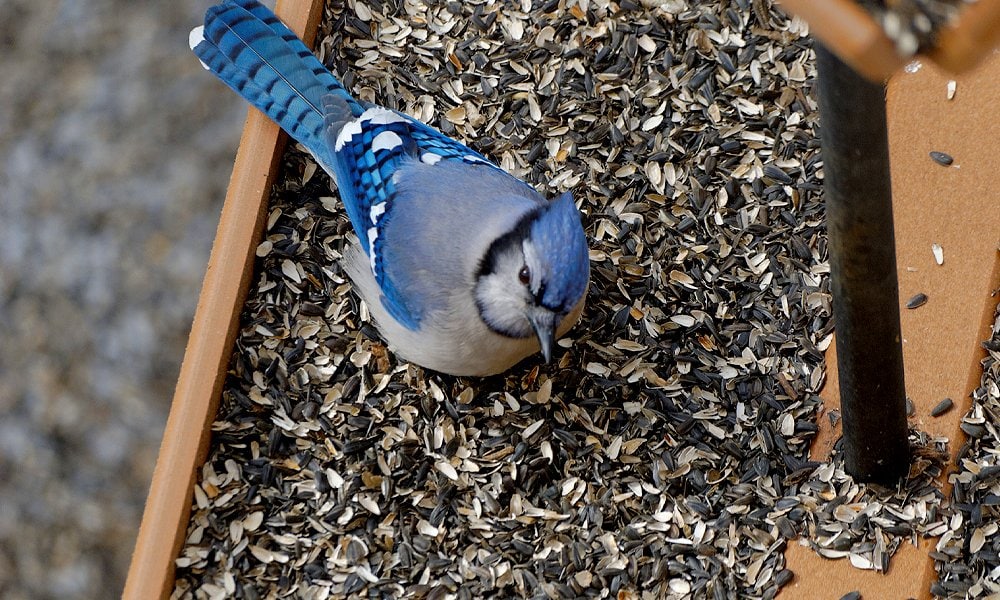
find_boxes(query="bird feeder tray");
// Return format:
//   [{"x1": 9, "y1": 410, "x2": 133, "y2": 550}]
[
  {"x1": 782, "y1": 49, "x2": 1000, "y2": 598},
  {"x1": 124, "y1": 0, "x2": 1000, "y2": 598}
]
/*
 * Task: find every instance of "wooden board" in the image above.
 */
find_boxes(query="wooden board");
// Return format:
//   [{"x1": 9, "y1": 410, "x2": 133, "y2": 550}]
[
  {"x1": 122, "y1": 1, "x2": 324, "y2": 598},
  {"x1": 778, "y1": 0, "x2": 1000, "y2": 81}
]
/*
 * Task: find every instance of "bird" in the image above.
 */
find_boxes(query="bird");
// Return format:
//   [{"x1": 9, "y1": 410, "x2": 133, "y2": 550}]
[{"x1": 190, "y1": 0, "x2": 590, "y2": 376}]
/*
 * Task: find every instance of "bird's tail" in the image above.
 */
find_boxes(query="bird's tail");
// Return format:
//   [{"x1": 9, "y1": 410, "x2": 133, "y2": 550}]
[{"x1": 190, "y1": 0, "x2": 360, "y2": 169}]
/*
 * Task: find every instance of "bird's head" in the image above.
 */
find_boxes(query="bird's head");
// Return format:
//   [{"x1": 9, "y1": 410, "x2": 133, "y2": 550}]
[{"x1": 473, "y1": 191, "x2": 590, "y2": 362}]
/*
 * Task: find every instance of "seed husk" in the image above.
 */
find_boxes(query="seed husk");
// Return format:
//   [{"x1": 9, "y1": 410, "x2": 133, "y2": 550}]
[
  {"x1": 905, "y1": 292, "x2": 928, "y2": 309},
  {"x1": 932, "y1": 243, "x2": 945, "y2": 265},
  {"x1": 930, "y1": 397, "x2": 954, "y2": 417},
  {"x1": 929, "y1": 151, "x2": 953, "y2": 166}
]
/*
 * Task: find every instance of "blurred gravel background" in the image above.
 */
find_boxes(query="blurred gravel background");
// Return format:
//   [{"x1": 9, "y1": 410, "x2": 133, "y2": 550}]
[{"x1": 0, "y1": 1, "x2": 247, "y2": 596}]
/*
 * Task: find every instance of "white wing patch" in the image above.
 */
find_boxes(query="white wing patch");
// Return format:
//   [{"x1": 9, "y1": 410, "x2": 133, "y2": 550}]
[
  {"x1": 334, "y1": 107, "x2": 408, "y2": 151},
  {"x1": 335, "y1": 119, "x2": 364, "y2": 151},
  {"x1": 420, "y1": 152, "x2": 442, "y2": 165},
  {"x1": 370, "y1": 202, "x2": 386, "y2": 223},
  {"x1": 367, "y1": 202, "x2": 388, "y2": 273},
  {"x1": 371, "y1": 130, "x2": 403, "y2": 153},
  {"x1": 367, "y1": 226, "x2": 379, "y2": 272}
]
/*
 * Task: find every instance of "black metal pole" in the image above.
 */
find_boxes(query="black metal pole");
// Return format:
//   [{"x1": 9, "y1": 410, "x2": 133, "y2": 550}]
[{"x1": 813, "y1": 43, "x2": 909, "y2": 483}]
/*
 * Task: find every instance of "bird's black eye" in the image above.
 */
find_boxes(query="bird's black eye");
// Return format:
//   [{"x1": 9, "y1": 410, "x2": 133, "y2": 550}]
[{"x1": 518, "y1": 265, "x2": 531, "y2": 285}]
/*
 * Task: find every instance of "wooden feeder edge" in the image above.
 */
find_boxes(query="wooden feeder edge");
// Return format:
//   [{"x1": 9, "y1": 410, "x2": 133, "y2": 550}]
[{"x1": 123, "y1": 1, "x2": 324, "y2": 598}]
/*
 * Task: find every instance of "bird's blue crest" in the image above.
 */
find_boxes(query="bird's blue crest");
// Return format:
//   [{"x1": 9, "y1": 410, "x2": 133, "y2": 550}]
[{"x1": 531, "y1": 192, "x2": 590, "y2": 311}]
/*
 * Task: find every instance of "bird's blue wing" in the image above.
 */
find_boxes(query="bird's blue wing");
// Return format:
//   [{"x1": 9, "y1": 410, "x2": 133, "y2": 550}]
[{"x1": 325, "y1": 107, "x2": 511, "y2": 330}]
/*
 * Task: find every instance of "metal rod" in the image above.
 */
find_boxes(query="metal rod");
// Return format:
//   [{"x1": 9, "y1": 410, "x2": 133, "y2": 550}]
[{"x1": 814, "y1": 42, "x2": 910, "y2": 483}]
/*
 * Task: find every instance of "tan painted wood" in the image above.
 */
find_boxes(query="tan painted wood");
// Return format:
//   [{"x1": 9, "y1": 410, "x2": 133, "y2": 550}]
[
  {"x1": 777, "y1": 0, "x2": 905, "y2": 81},
  {"x1": 122, "y1": 1, "x2": 324, "y2": 597},
  {"x1": 778, "y1": 0, "x2": 1000, "y2": 81}
]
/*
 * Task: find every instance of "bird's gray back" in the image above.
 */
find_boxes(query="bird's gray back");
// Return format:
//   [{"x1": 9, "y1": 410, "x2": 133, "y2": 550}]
[{"x1": 380, "y1": 160, "x2": 546, "y2": 323}]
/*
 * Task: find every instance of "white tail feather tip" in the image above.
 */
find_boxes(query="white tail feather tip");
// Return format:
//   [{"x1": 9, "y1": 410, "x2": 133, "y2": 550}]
[{"x1": 189, "y1": 26, "x2": 210, "y2": 70}]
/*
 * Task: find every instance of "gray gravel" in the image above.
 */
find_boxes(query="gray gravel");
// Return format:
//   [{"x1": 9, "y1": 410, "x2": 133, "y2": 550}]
[{"x1": 0, "y1": 1, "x2": 245, "y2": 597}]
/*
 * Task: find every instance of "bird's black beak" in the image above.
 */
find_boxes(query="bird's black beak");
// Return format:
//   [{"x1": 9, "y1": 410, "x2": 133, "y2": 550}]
[{"x1": 528, "y1": 310, "x2": 557, "y2": 363}]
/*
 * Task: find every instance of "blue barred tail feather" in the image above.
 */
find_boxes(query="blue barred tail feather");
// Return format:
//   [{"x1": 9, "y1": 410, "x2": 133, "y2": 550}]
[{"x1": 189, "y1": 0, "x2": 359, "y2": 169}]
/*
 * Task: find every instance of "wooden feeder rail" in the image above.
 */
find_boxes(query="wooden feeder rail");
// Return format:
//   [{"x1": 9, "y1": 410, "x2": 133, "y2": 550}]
[
  {"x1": 778, "y1": 0, "x2": 1000, "y2": 82},
  {"x1": 122, "y1": 1, "x2": 325, "y2": 598}
]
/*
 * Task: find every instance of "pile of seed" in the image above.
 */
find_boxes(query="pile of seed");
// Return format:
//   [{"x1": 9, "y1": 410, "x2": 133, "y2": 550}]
[
  {"x1": 170, "y1": 0, "x2": 962, "y2": 598},
  {"x1": 857, "y1": 0, "x2": 972, "y2": 57},
  {"x1": 792, "y1": 429, "x2": 950, "y2": 572},
  {"x1": 933, "y1": 305, "x2": 1000, "y2": 598}
]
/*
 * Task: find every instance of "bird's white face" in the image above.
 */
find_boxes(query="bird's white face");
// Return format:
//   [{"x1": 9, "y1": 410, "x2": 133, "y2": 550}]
[
  {"x1": 473, "y1": 190, "x2": 589, "y2": 364},
  {"x1": 474, "y1": 236, "x2": 573, "y2": 362}
]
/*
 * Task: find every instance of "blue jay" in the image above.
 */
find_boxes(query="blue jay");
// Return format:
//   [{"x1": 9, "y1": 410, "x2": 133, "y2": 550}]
[{"x1": 190, "y1": 0, "x2": 590, "y2": 376}]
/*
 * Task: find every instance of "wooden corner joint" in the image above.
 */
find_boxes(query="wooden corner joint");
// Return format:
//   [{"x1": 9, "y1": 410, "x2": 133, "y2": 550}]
[{"x1": 777, "y1": 0, "x2": 1000, "y2": 81}]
